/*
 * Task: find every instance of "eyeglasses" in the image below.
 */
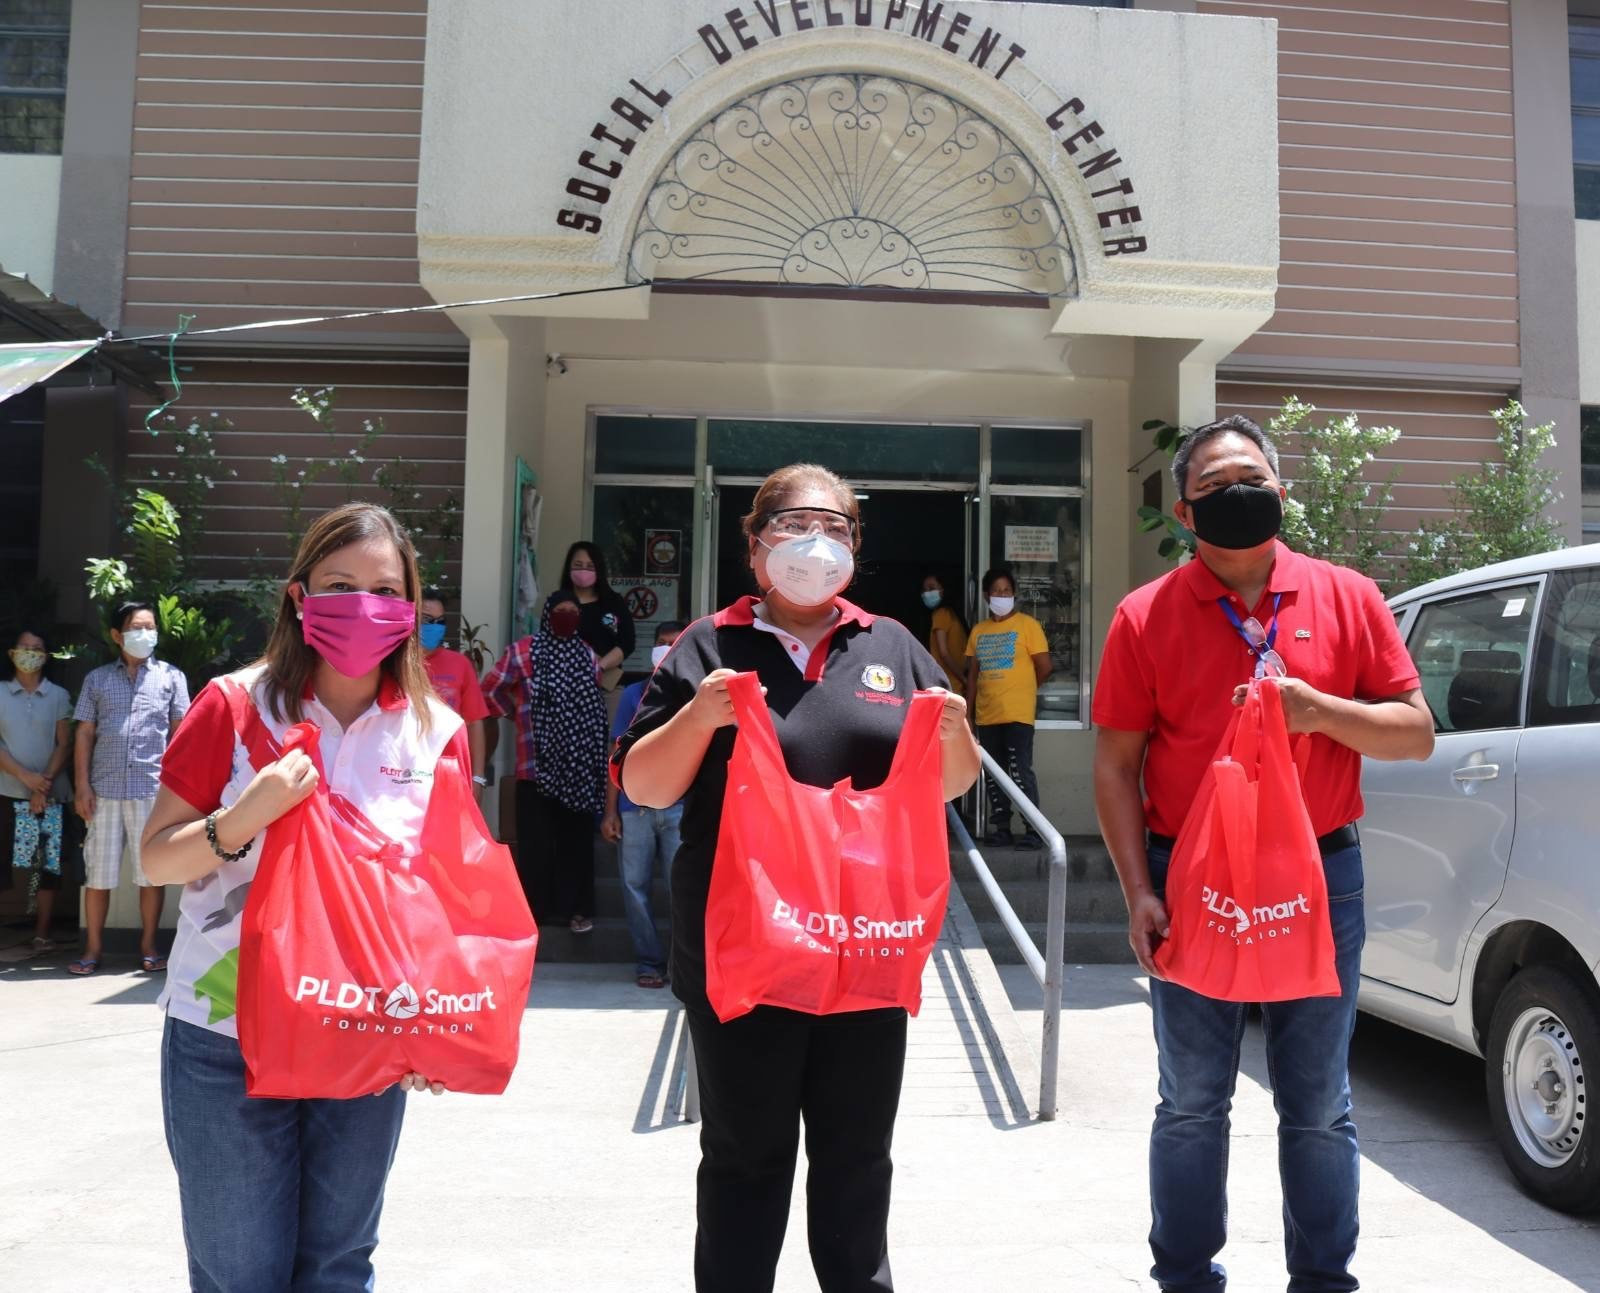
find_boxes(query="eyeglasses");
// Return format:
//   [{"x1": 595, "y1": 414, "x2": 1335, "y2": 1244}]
[
  {"x1": 765, "y1": 508, "x2": 855, "y2": 544},
  {"x1": 1238, "y1": 615, "x2": 1288, "y2": 680}
]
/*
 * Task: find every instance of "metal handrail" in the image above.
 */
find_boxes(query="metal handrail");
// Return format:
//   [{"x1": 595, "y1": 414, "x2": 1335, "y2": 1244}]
[
  {"x1": 948, "y1": 747, "x2": 1067, "y2": 1121},
  {"x1": 677, "y1": 748, "x2": 1066, "y2": 1124}
]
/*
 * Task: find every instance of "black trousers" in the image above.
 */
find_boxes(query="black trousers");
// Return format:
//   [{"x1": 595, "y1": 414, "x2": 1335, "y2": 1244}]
[
  {"x1": 686, "y1": 1004, "x2": 907, "y2": 1293},
  {"x1": 512, "y1": 780, "x2": 595, "y2": 922},
  {"x1": 976, "y1": 721, "x2": 1041, "y2": 836}
]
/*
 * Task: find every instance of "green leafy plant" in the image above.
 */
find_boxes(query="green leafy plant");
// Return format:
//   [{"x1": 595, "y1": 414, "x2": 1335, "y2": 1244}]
[
  {"x1": 457, "y1": 618, "x2": 496, "y2": 674},
  {"x1": 1271, "y1": 397, "x2": 1401, "y2": 583},
  {"x1": 1401, "y1": 401, "x2": 1564, "y2": 588},
  {"x1": 1135, "y1": 401, "x2": 1404, "y2": 583},
  {"x1": 1135, "y1": 419, "x2": 1196, "y2": 560},
  {"x1": 266, "y1": 387, "x2": 462, "y2": 588},
  {"x1": 82, "y1": 488, "x2": 238, "y2": 690}
]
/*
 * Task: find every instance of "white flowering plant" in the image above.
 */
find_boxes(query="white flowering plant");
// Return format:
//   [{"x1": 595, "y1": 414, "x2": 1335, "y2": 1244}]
[{"x1": 1400, "y1": 401, "x2": 1564, "y2": 589}]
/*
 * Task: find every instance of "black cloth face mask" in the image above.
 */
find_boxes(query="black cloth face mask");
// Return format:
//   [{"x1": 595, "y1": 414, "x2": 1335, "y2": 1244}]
[{"x1": 1183, "y1": 482, "x2": 1284, "y2": 550}]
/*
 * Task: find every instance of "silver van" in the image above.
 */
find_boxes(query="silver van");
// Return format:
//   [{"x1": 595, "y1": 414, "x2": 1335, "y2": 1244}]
[{"x1": 1359, "y1": 543, "x2": 1600, "y2": 1213}]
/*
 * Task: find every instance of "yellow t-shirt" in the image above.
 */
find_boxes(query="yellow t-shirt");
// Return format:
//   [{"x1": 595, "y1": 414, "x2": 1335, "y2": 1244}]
[
  {"x1": 928, "y1": 606, "x2": 968, "y2": 693},
  {"x1": 965, "y1": 612, "x2": 1049, "y2": 726}
]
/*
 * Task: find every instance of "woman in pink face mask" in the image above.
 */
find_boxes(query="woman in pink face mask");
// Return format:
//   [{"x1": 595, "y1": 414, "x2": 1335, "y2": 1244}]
[
  {"x1": 546, "y1": 540, "x2": 634, "y2": 690},
  {"x1": 140, "y1": 503, "x2": 490, "y2": 1290}
]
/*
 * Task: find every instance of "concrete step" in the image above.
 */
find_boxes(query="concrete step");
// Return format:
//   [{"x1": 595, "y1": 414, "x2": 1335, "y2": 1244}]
[
  {"x1": 979, "y1": 920, "x2": 1134, "y2": 966},
  {"x1": 536, "y1": 916, "x2": 668, "y2": 967},
  {"x1": 951, "y1": 832, "x2": 1135, "y2": 965}
]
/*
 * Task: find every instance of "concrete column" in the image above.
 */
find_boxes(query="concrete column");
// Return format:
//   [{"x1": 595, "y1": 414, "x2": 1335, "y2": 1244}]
[
  {"x1": 51, "y1": 0, "x2": 140, "y2": 328},
  {"x1": 458, "y1": 318, "x2": 547, "y2": 655},
  {"x1": 1511, "y1": 0, "x2": 1583, "y2": 543},
  {"x1": 41, "y1": 385, "x2": 120, "y2": 630}
]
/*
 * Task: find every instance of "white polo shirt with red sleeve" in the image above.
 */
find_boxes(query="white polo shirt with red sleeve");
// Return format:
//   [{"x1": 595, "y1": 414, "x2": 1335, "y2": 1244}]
[
  {"x1": 156, "y1": 663, "x2": 467, "y2": 1038},
  {"x1": 1092, "y1": 542, "x2": 1420, "y2": 839}
]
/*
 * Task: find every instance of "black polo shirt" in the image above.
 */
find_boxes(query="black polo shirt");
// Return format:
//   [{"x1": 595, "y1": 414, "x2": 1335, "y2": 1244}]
[
  {"x1": 546, "y1": 588, "x2": 635, "y2": 661},
  {"x1": 611, "y1": 595, "x2": 946, "y2": 1010}
]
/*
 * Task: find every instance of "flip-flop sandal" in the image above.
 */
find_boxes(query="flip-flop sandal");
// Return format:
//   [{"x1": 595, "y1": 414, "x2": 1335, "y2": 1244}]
[
  {"x1": 636, "y1": 973, "x2": 666, "y2": 989},
  {"x1": 67, "y1": 957, "x2": 100, "y2": 976},
  {"x1": 141, "y1": 954, "x2": 168, "y2": 973}
]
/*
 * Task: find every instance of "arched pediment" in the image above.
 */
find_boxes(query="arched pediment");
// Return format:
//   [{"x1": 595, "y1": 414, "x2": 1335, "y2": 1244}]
[{"x1": 628, "y1": 74, "x2": 1075, "y2": 298}]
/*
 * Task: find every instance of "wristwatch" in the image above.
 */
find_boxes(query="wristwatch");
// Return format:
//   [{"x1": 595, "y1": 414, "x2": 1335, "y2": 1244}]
[{"x1": 471, "y1": 775, "x2": 489, "y2": 787}]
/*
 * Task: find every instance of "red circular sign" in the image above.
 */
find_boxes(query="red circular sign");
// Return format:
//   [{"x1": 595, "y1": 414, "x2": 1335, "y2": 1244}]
[{"x1": 625, "y1": 587, "x2": 658, "y2": 620}]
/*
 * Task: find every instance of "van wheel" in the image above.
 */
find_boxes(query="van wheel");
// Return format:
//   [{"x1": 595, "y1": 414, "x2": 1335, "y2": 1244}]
[{"x1": 1485, "y1": 966, "x2": 1600, "y2": 1213}]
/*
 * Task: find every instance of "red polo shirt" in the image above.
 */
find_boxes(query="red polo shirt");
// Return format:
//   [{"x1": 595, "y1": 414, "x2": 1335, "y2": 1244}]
[{"x1": 1092, "y1": 542, "x2": 1419, "y2": 837}]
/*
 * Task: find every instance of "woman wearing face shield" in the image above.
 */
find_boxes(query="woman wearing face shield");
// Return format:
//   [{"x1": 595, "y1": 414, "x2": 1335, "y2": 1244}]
[{"x1": 612, "y1": 463, "x2": 981, "y2": 1293}]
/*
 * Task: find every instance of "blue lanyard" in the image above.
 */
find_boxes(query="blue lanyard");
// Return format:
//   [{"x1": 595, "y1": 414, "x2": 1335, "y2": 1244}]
[{"x1": 1218, "y1": 592, "x2": 1282, "y2": 666}]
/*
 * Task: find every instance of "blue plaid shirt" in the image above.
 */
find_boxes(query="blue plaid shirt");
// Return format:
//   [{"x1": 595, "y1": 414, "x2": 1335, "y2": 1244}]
[{"x1": 73, "y1": 658, "x2": 191, "y2": 800}]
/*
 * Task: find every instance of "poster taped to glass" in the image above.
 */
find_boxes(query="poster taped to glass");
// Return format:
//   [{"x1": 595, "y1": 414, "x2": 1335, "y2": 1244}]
[
  {"x1": 645, "y1": 528, "x2": 681, "y2": 576},
  {"x1": 511, "y1": 459, "x2": 541, "y2": 640}
]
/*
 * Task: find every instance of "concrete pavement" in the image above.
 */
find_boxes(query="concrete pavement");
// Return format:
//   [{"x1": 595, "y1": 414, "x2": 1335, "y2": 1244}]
[{"x1": 3, "y1": 932, "x2": 1598, "y2": 1291}]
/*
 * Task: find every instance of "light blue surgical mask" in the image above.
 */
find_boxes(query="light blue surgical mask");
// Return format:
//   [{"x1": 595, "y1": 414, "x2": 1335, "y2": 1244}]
[
  {"x1": 920, "y1": 590, "x2": 942, "y2": 610},
  {"x1": 419, "y1": 622, "x2": 448, "y2": 651}
]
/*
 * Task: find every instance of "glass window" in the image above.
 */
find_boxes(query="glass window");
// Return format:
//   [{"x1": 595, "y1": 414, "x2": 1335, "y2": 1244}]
[
  {"x1": 708, "y1": 420, "x2": 977, "y2": 482},
  {"x1": 1407, "y1": 584, "x2": 1538, "y2": 733},
  {"x1": 1530, "y1": 567, "x2": 1600, "y2": 726},
  {"x1": 591, "y1": 484, "x2": 696, "y2": 675},
  {"x1": 1573, "y1": 18, "x2": 1600, "y2": 218},
  {"x1": 0, "y1": 0, "x2": 69, "y2": 156},
  {"x1": 990, "y1": 425, "x2": 1082, "y2": 487},
  {"x1": 988, "y1": 493, "x2": 1083, "y2": 721},
  {"x1": 594, "y1": 416, "x2": 696, "y2": 476}
]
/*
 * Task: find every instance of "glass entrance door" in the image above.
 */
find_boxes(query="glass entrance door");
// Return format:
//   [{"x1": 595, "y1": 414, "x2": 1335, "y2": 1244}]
[
  {"x1": 590, "y1": 413, "x2": 1087, "y2": 723},
  {"x1": 711, "y1": 483, "x2": 971, "y2": 630}
]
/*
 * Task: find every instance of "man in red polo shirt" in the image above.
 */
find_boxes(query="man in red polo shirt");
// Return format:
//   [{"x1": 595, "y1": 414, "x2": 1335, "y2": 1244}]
[{"x1": 1094, "y1": 415, "x2": 1433, "y2": 1293}]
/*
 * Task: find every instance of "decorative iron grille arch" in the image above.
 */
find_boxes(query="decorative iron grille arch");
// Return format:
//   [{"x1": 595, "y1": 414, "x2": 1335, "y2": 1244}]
[{"x1": 627, "y1": 74, "x2": 1077, "y2": 297}]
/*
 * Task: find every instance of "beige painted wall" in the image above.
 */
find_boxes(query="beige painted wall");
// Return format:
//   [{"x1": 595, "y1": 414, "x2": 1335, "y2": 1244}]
[
  {"x1": 1577, "y1": 221, "x2": 1600, "y2": 406},
  {"x1": 0, "y1": 155, "x2": 62, "y2": 292}
]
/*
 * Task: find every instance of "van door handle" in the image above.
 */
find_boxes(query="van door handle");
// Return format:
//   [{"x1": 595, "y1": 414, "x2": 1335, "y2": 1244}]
[{"x1": 1452, "y1": 763, "x2": 1500, "y2": 782}]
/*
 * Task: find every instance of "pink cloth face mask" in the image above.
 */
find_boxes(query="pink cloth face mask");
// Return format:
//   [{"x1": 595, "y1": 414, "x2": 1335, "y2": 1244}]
[
  {"x1": 299, "y1": 591, "x2": 416, "y2": 678},
  {"x1": 570, "y1": 568, "x2": 597, "y2": 589}
]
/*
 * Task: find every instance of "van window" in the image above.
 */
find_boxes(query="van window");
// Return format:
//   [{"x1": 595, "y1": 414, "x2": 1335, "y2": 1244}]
[
  {"x1": 1407, "y1": 583, "x2": 1538, "y2": 733},
  {"x1": 1529, "y1": 567, "x2": 1600, "y2": 726}
]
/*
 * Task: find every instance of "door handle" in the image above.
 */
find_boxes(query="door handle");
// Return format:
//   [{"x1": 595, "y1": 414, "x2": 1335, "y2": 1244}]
[{"x1": 1452, "y1": 763, "x2": 1500, "y2": 782}]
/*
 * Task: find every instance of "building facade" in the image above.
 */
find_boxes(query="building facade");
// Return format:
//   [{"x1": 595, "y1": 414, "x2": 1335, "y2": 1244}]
[{"x1": 0, "y1": 0, "x2": 1596, "y2": 839}]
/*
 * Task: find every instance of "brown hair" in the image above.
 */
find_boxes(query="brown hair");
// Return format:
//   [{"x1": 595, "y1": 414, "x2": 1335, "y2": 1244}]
[
  {"x1": 740, "y1": 462, "x2": 863, "y2": 552},
  {"x1": 257, "y1": 503, "x2": 434, "y2": 729}
]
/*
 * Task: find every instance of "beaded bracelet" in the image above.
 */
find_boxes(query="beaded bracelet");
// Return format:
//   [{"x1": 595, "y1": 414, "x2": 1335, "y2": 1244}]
[{"x1": 205, "y1": 811, "x2": 254, "y2": 863}]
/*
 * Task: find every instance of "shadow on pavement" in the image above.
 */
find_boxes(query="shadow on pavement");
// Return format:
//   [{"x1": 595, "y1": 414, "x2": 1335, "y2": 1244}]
[{"x1": 1233, "y1": 1009, "x2": 1600, "y2": 1288}]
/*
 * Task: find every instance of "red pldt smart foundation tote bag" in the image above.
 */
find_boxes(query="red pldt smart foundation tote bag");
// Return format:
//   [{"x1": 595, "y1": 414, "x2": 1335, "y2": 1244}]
[
  {"x1": 1152, "y1": 678, "x2": 1340, "y2": 1002},
  {"x1": 221, "y1": 680, "x2": 538, "y2": 1098},
  {"x1": 704, "y1": 671, "x2": 950, "y2": 1023}
]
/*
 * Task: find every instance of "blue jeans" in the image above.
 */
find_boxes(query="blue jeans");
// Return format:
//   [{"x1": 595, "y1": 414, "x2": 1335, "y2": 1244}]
[
  {"x1": 1146, "y1": 843, "x2": 1365, "y2": 1293},
  {"x1": 619, "y1": 802, "x2": 680, "y2": 977},
  {"x1": 160, "y1": 1017, "x2": 407, "y2": 1292}
]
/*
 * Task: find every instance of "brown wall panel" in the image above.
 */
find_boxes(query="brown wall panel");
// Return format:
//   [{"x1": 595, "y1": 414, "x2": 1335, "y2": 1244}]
[
  {"x1": 126, "y1": 353, "x2": 468, "y2": 582},
  {"x1": 1201, "y1": 0, "x2": 1518, "y2": 369},
  {"x1": 140, "y1": 4, "x2": 425, "y2": 36},
  {"x1": 1216, "y1": 381, "x2": 1511, "y2": 543},
  {"x1": 125, "y1": 0, "x2": 455, "y2": 348}
]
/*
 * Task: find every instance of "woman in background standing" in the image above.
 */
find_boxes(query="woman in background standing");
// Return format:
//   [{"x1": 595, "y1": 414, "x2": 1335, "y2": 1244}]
[
  {"x1": 547, "y1": 541, "x2": 634, "y2": 689},
  {"x1": 483, "y1": 595, "x2": 609, "y2": 933},
  {"x1": 918, "y1": 572, "x2": 968, "y2": 694}
]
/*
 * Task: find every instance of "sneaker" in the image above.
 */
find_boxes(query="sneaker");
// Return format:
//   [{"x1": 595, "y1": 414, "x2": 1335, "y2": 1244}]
[
  {"x1": 982, "y1": 829, "x2": 1013, "y2": 849},
  {"x1": 569, "y1": 915, "x2": 594, "y2": 934},
  {"x1": 1017, "y1": 833, "x2": 1044, "y2": 852}
]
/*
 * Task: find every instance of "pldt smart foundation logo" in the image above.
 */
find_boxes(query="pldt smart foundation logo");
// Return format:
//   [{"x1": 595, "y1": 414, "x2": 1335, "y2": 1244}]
[
  {"x1": 771, "y1": 899, "x2": 926, "y2": 959},
  {"x1": 1200, "y1": 886, "x2": 1312, "y2": 945},
  {"x1": 294, "y1": 976, "x2": 496, "y2": 1035}
]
